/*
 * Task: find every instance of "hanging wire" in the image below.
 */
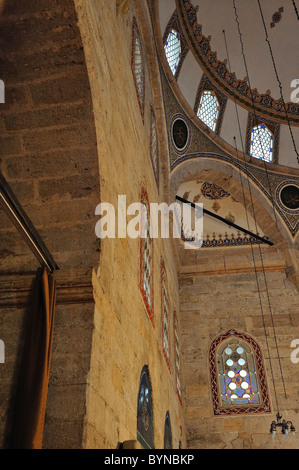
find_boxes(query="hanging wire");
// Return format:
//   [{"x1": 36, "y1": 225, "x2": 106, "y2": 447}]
[
  {"x1": 231, "y1": 4, "x2": 280, "y2": 229},
  {"x1": 233, "y1": 137, "x2": 281, "y2": 412},
  {"x1": 225, "y1": 8, "x2": 288, "y2": 406},
  {"x1": 291, "y1": 0, "x2": 299, "y2": 20},
  {"x1": 257, "y1": 0, "x2": 299, "y2": 165}
]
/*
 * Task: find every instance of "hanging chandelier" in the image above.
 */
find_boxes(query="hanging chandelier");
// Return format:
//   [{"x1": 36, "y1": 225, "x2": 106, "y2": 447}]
[{"x1": 270, "y1": 412, "x2": 296, "y2": 439}]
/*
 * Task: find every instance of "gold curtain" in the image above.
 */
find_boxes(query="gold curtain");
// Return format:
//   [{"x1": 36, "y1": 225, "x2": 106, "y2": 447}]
[{"x1": 12, "y1": 267, "x2": 56, "y2": 449}]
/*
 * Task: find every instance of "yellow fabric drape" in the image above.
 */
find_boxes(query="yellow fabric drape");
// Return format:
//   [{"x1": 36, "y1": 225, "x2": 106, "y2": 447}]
[{"x1": 12, "y1": 267, "x2": 56, "y2": 449}]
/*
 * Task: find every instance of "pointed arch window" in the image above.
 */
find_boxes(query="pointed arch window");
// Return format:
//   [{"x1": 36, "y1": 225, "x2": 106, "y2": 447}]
[
  {"x1": 139, "y1": 186, "x2": 154, "y2": 326},
  {"x1": 131, "y1": 18, "x2": 145, "y2": 118},
  {"x1": 250, "y1": 124, "x2": 274, "y2": 162},
  {"x1": 164, "y1": 411, "x2": 173, "y2": 449},
  {"x1": 164, "y1": 29, "x2": 181, "y2": 76},
  {"x1": 137, "y1": 366, "x2": 154, "y2": 449},
  {"x1": 197, "y1": 90, "x2": 220, "y2": 132},
  {"x1": 194, "y1": 76, "x2": 227, "y2": 134},
  {"x1": 246, "y1": 114, "x2": 279, "y2": 163},
  {"x1": 161, "y1": 259, "x2": 170, "y2": 370},
  {"x1": 209, "y1": 329, "x2": 271, "y2": 416}
]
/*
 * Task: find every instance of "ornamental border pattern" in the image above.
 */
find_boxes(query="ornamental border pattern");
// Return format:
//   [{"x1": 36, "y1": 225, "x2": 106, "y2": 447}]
[
  {"x1": 209, "y1": 329, "x2": 271, "y2": 416},
  {"x1": 178, "y1": 0, "x2": 299, "y2": 125},
  {"x1": 158, "y1": 32, "x2": 299, "y2": 238}
]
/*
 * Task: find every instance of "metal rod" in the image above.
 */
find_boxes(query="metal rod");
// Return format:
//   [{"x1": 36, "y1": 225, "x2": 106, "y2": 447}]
[
  {"x1": 0, "y1": 172, "x2": 58, "y2": 272},
  {"x1": 175, "y1": 194, "x2": 273, "y2": 246}
]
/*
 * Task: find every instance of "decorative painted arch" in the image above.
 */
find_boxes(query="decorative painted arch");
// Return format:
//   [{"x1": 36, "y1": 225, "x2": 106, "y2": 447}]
[
  {"x1": 170, "y1": 154, "x2": 299, "y2": 241},
  {"x1": 209, "y1": 329, "x2": 271, "y2": 416}
]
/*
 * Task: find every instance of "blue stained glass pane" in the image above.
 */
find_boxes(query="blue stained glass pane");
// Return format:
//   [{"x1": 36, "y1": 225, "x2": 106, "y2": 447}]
[
  {"x1": 234, "y1": 398, "x2": 250, "y2": 405},
  {"x1": 251, "y1": 374, "x2": 258, "y2": 393},
  {"x1": 251, "y1": 394, "x2": 260, "y2": 404},
  {"x1": 235, "y1": 387, "x2": 244, "y2": 397},
  {"x1": 222, "y1": 397, "x2": 231, "y2": 405},
  {"x1": 220, "y1": 376, "x2": 226, "y2": 394}
]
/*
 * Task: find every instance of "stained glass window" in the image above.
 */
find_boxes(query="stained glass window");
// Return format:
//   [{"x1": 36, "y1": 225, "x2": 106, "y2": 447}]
[
  {"x1": 217, "y1": 338, "x2": 260, "y2": 406},
  {"x1": 140, "y1": 187, "x2": 153, "y2": 325},
  {"x1": 164, "y1": 29, "x2": 181, "y2": 76},
  {"x1": 209, "y1": 330, "x2": 271, "y2": 416},
  {"x1": 150, "y1": 108, "x2": 159, "y2": 184},
  {"x1": 137, "y1": 366, "x2": 154, "y2": 449},
  {"x1": 174, "y1": 312, "x2": 181, "y2": 399},
  {"x1": 164, "y1": 412, "x2": 173, "y2": 449},
  {"x1": 161, "y1": 260, "x2": 170, "y2": 368},
  {"x1": 250, "y1": 124, "x2": 273, "y2": 162},
  {"x1": 197, "y1": 90, "x2": 220, "y2": 132},
  {"x1": 132, "y1": 19, "x2": 145, "y2": 116}
]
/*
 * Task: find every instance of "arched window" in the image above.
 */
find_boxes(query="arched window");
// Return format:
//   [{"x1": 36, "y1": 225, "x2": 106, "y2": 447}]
[
  {"x1": 140, "y1": 186, "x2": 154, "y2": 326},
  {"x1": 150, "y1": 107, "x2": 159, "y2": 185},
  {"x1": 161, "y1": 259, "x2": 170, "y2": 370},
  {"x1": 197, "y1": 90, "x2": 220, "y2": 132},
  {"x1": 137, "y1": 366, "x2": 154, "y2": 449},
  {"x1": 164, "y1": 29, "x2": 181, "y2": 76},
  {"x1": 131, "y1": 18, "x2": 145, "y2": 118},
  {"x1": 209, "y1": 329, "x2": 271, "y2": 416},
  {"x1": 250, "y1": 124, "x2": 274, "y2": 162},
  {"x1": 164, "y1": 411, "x2": 173, "y2": 449}
]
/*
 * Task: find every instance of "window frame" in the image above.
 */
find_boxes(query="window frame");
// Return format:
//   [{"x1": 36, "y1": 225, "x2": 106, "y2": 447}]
[
  {"x1": 139, "y1": 186, "x2": 154, "y2": 327},
  {"x1": 137, "y1": 366, "x2": 154, "y2": 449},
  {"x1": 194, "y1": 74, "x2": 227, "y2": 135},
  {"x1": 161, "y1": 259, "x2": 171, "y2": 372},
  {"x1": 163, "y1": 11, "x2": 189, "y2": 80},
  {"x1": 131, "y1": 17, "x2": 145, "y2": 120},
  {"x1": 209, "y1": 329, "x2": 271, "y2": 416},
  {"x1": 246, "y1": 114, "x2": 279, "y2": 164}
]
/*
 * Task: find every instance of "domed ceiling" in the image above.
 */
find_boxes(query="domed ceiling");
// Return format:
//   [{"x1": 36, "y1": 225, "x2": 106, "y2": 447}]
[{"x1": 156, "y1": 0, "x2": 299, "y2": 169}]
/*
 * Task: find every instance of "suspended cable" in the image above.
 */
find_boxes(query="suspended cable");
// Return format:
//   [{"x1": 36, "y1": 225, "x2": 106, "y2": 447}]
[
  {"x1": 291, "y1": 0, "x2": 299, "y2": 20},
  {"x1": 257, "y1": 0, "x2": 299, "y2": 165},
  {"x1": 228, "y1": 9, "x2": 280, "y2": 229},
  {"x1": 233, "y1": 137, "x2": 280, "y2": 412},
  {"x1": 227, "y1": 8, "x2": 288, "y2": 406}
]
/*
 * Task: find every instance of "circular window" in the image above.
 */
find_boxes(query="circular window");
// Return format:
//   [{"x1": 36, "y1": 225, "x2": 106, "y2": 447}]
[
  {"x1": 172, "y1": 118, "x2": 189, "y2": 151},
  {"x1": 280, "y1": 184, "x2": 299, "y2": 211}
]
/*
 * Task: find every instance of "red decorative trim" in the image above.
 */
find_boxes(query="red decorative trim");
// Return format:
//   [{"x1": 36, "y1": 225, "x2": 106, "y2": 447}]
[
  {"x1": 131, "y1": 17, "x2": 145, "y2": 122},
  {"x1": 150, "y1": 105, "x2": 159, "y2": 189},
  {"x1": 139, "y1": 186, "x2": 154, "y2": 328},
  {"x1": 161, "y1": 258, "x2": 171, "y2": 373},
  {"x1": 209, "y1": 329, "x2": 271, "y2": 416},
  {"x1": 173, "y1": 311, "x2": 182, "y2": 406}
]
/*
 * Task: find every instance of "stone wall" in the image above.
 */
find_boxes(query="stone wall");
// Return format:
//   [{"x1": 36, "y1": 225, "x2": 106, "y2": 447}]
[
  {"x1": 0, "y1": 0, "x2": 100, "y2": 448},
  {"x1": 180, "y1": 245, "x2": 299, "y2": 449},
  {"x1": 75, "y1": 0, "x2": 185, "y2": 449}
]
